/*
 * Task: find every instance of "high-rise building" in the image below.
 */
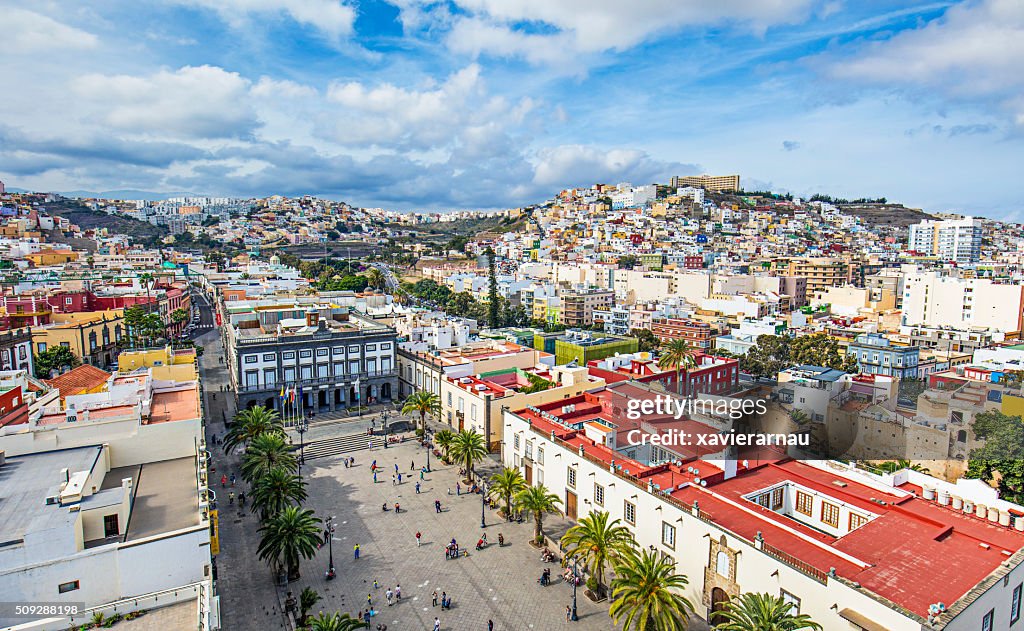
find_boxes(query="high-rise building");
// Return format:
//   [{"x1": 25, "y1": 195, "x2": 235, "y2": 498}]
[
  {"x1": 669, "y1": 174, "x2": 740, "y2": 192},
  {"x1": 902, "y1": 271, "x2": 1024, "y2": 334},
  {"x1": 908, "y1": 217, "x2": 983, "y2": 264}
]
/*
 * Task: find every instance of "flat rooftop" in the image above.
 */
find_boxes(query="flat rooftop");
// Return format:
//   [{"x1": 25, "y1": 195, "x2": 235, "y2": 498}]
[
  {"x1": 125, "y1": 457, "x2": 200, "y2": 541},
  {"x1": 150, "y1": 389, "x2": 199, "y2": 424}
]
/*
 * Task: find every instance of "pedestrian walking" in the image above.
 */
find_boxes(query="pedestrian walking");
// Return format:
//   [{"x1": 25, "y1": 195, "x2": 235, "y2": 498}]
[
  {"x1": 392, "y1": 474, "x2": 396, "y2": 486},
  {"x1": 566, "y1": 605, "x2": 571, "y2": 622},
  {"x1": 395, "y1": 463, "x2": 399, "y2": 474},
  {"x1": 416, "y1": 531, "x2": 422, "y2": 546},
  {"x1": 373, "y1": 471, "x2": 377, "y2": 483},
  {"x1": 385, "y1": 587, "x2": 393, "y2": 606},
  {"x1": 435, "y1": 499, "x2": 442, "y2": 513},
  {"x1": 440, "y1": 592, "x2": 447, "y2": 610},
  {"x1": 394, "y1": 502, "x2": 400, "y2": 513},
  {"x1": 395, "y1": 584, "x2": 401, "y2": 600},
  {"x1": 415, "y1": 481, "x2": 421, "y2": 494},
  {"x1": 363, "y1": 611, "x2": 371, "y2": 626},
  {"x1": 488, "y1": 620, "x2": 494, "y2": 631},
  {"x1": 432, "y1": 590, "x2": 438, "y2": 607},
  {"x1": 434, "y1": 617, "x2": 441, "y2": 631},
  {"x1": 420, "y1": 469, "x2": 425, "y2": 480},
  {"x1": 398, "y1": 473, "x2": 403, "y2": 484},
  {"x1": 456, "y1": 482, "x2": 461, "y2": 496},
  {"x1": 354, "y1": 543, "x2": 360, "y2": 560},
  {"x1": 410, "y1": 460, "x2": 415, "y2": 471},
  {"x1": 220, "y1": 474, "x2": 227, "y2": 488}
]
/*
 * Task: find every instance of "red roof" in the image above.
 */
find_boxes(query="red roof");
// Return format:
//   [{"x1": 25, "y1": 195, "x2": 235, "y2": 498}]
[{"x1": 44, "y1": 364, "x2": 111, "y2": 397}]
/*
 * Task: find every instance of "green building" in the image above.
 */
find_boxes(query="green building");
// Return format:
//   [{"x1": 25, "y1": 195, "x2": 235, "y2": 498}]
[
  {"x1": 639, "y1": 253, "x2": 664, "y2": 271},
  {"x1": 533, "y1": 330, "x2": 638, "y2": 365}
]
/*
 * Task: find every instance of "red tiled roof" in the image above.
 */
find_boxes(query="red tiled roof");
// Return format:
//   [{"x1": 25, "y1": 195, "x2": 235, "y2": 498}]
[{"x1": 44, "y1": 364, "x2": 110, "y2": 397}]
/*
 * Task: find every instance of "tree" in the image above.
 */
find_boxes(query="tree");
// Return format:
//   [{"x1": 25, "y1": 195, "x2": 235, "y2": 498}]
[
  {"x1": 514, "y1": 484, "x2": 561, "y2": 545},
  {"x1": 298, "y1": 587, "x2": 321, "y2": 627},
  {"x1": 790, "y1": 332, "x2": 858, "y2": 373},
  {"x1": 610, "y1": 547, "x2": 694, "y2": 631},
  {"x1": 34, "y1": 345, "x2": 81, "y2": 379},
  {"x1": 561, "y1": 510, "x2": 634, "y2": 598},
  {"x1": 434, "y1": 429, "x2": 456, "y2": 460},
  {"x1": 658, "y1": 339, "x2": 696, "y2": 396},
  {"x1": 488, "y1": 467, "x2": 527, "y2": 519},
  {"x1": 618, "y1": 254, "x2": 640, "y2": 270},
  {"x1": 741, "y1": 334, "x2": 792, "y2": 378},
  {"x1": 250, "y1": 467, "x2": 308, "y2": 521},
  {"x1": 224, "y1": 406, "x2": 284, "y2": 452},
  {"x1": 306, "y1": 612, "x2": 364, "y2": 631},
  {"x1": 365, "y1": 267, "x2": 386, "y2": 291},
  {"x1": 123, "y1": 305, "x2": 149, "y2": 349},
  {"x1": 877, "y1": 459, "x2": 929, "y2": 474},
  {"x1": 714, "y1": 592, "x2": 822, "y2": 631},
  {"x1": 965, "y1": 411, "x2": 1024, "y2": 503},
  {"x1": 486, "y1": 246, "x2": 499, "y2": 328},
  {"x1": 449, "y1": 429, "x2": 488, "y2": 483},
  {"x1": 631, "y1": 329, "x2": 661, "y2": 353},
  {"x1": 401, "y1": 391, "x2": 441, "y2": 432},
  {"x1": 241, "y1": 433, "x2": 298, "y2": 485},
  {"x1": 257, "y1": 506, "x2": 322, "y2": 581}
]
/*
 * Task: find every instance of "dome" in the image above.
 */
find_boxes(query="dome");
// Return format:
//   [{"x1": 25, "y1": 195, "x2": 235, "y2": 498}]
[{"x1": 269, "y1": 254, "x2": 281, "y2": 265}]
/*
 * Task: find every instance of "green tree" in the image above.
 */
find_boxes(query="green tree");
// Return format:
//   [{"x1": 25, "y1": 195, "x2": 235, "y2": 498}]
[
  {"x1": 658, "y1": 339, "x2": 696, "y2": 396},
  {"x1": 561, "y1": 510, "x2": 634, "y2": 598},
  {"x1": 486, "y1": 246, "x2": 499, "y2": 328},
  {"x1": 514, "y1": 484, "x2": 561, "y2": 545},
  {"x1": 741, "y1": 334, "x2": 792, "y2": 378},
  {"x1": 298, "y1": 587, "x2": 321, "y2": 627},
  {"x1": 618, "y1": 254, "x2": 640, "y2": 270},
  {"x1": 965, "y1": 411, "x2": 1024, "y2": 503},
  {"x1": 257, "y1": 506, "x2": 322, "y2": 581},
  {"x1": 401, "y1": 391, "x2": 441, "y2": 432},
  {"x1": 123, "y1": 305, "x2": 149, "y2": 348},
  {"x1": 790, "y1": 332, "x2": 858, "y2": 373},
  {"x1": 630, "y1": 329, "x2": 661, "y2": 353},
  {"x1": 449, "y1": 429, "x2": 488, "y2": 483},
  {"x1": 241, "y1": 433, "x2": 298, "y2": 485},
  {"x1": 610, "y1": 547, "x2": 694, "y2": 631},
  {"x1": 225, "y1": 406, "x2": 284, "y2": 452},
  {"x1": 488, "y1": 467, "x2": 527, "y2": 518},
  {"x1": 250, "y1": 467, "x2": 307, "y2": 521},
  {"x1": 34, "y1": 345, "x2": 81, "y2": 379},
  {"x1": 714, "y1": 592, "x2": 822, "y2": 631},
  {"x1": 434, "y1": 429, "x2": 456, "y2": 460},
  {"x1": 305, "y1": 612, "x2": 364, "y2": 631},
  {"x1": 365, "y1": 267, "x2": 385, "y2": 291},
  {"x1": 877, "y1": 459, "x2": 929, "y2": 474}
]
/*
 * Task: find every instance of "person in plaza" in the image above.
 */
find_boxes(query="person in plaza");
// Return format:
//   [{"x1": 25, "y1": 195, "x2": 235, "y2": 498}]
[
  {"x1": 354, "y1": 543, "x2": 360, "y2": 560},
  {"x1": 367, "y1": 593, "x2": 372, "y2": 607},
  {"x1": 566, "y1": 605, "x2": 571, "y2": 622},
  {"x1": 456, "y1": 482, "x2": 461, "y2": 496},
  {"x1": 392, "y1": 474, "x2": 396, "y2": 486},
  {"x1": 420, "y1": 468, "x2": 425, "y2": 480},
  {"x1": 382, "y1": 502, "x2": 389, "y2": 512},
  {"x1": 394, "y1": 502, "x2": 400, "y2": 513},
  {"x1": 440, "y1": 592, "x2": 447, "y2": 610},
  {"x1": 394, "y1": 463, "x2": 399, "y2": 474},
  {"x1": 435, "y1": 499, "x2": 442, "y2": 513},
  {"x1": 363, "y1": 610, "x2": 371, "y2": 626},
  {"x1": 385, "y1": 587, "x2": 393, "y2": 606},
  {"x1": 433, "y1": 617, "x2": 440, "y2": 631},
  {"x1": 220, "y1": 474, "x2": 227, "y2": 488},
  {"x1": 431, "y1": 590, "x2": 438, "y2": 607},
  {"x1": 398, "y1": 473, "x2": 403, "y2": 484},
  {"x1": 395, "y1": 584, "x2": 401, "y2": 600},
  {"x1": 416, "y1": 531, "x2": 422, "y2": 546},
  {"x1": 415, "y1": 481, "x2": 421, "y2": 494},
  {"x1": 488, "y1": 621, "x2": 494, "y2": 631},
  {"x1": 373, "y1": 471, "x2": 378, "y2": 483}
]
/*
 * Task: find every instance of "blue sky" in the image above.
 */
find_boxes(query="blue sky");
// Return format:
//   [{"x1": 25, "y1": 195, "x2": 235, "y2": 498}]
[{"x1": 1, "y1": 0, "x2": 1022, "y2": 218}]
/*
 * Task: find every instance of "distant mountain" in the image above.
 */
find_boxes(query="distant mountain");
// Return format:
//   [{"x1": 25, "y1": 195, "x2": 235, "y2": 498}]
[{"x1": 3, "y1": 187, "x2": 202, "y2": 201}]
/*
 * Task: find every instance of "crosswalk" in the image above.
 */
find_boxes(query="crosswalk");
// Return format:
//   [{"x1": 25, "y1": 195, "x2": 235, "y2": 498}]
[{"x1": 300, "y1": 433, "x2": 381, "y2": 461}]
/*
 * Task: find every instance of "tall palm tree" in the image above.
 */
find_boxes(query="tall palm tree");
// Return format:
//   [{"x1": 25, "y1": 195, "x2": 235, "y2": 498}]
[
  {"x1": 224, "y1": 406, "x2": 284, "y2": 452},
  {"x1": 298, "y1": 587, "x2": 321, "y2": 627},
  {"x1": 434, "y1": 429, "x2": 455, "y2": 460},
  {"x1": 714, "y1": 593, "x2": 822, "y2": 631},
  {"x1": 449, "y1": 429, "x2": 488, "y2": 483},
  {"x1": 250, "y1": 467, "x2": 307, "y2": 521},
  {"x1": 658, "y1": 338, "x2": 696, "y2": 396},
  {"x1": 365, "y1": 267, "x2": 386, "y2": 291},
  {"x1": 489, "y1": 467, "x2": 527, "y2": 518},
  {"x1": 561, "y1": 510, "x2": 634, "y2": 598},
  {"x1": 241, "y1": 433, "x2": 297, "y2": 485},
  {"x1": 306, "y1": 612, "x2": 364, "y2": 631},
  {"x1": 401, "y1": 391, "x2": 441, "y2": 433},
  {"x1": 610, "y1": 547, "x2": 694, "y2": 631},
  {"x1": 514, "y1": 484, "x2": 561, "y2": 545},
  {"x1": 257, "y1": 506, "x2": 321, "y2": 581}
]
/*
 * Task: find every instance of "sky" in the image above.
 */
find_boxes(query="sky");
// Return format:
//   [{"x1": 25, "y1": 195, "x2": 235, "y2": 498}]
[{"x1": 1, "y1": 0, "x2": 1023, "y2": 218}]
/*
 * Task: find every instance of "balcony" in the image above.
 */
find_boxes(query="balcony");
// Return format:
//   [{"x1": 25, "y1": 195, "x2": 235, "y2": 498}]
[{"x1": 237, "y1": 369, "x2": 398, "y2": 392}]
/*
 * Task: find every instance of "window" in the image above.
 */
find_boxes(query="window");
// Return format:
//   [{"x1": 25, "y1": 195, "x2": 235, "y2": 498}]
[
  {"x1": 317, "y1": 348, "x2": 329, "y2": 357},
  {"x1": 245, "y1": 370, "x2": 259, "y2": 387},
  {"x1": 594, "y1": 484, "x2": 604, "y2": 506},
  {"x1": 58, "y1": 580, "x2": 80, "y2": 594},
  {"x1": 623, "y1": 500, "x2": 636, "y2": 525},
  {"x1": 447, "y1": 392, "x2": 453, "y2": 406},
  {"x1": 65, "y1": 297, "x2": 73, "y2": 305},
  {"x1": 982, "y1": 609, "x2": 994, "y2": 631},
  {"x1": 103, "y1": 514, "x2": 119, "y2": 537},
  {"x1": 471, "y1": 403, "x2": 478, "y2": 421},
  {"x1": 333, "y1": 346, "x2": 344, "y2": 355},
  {"x1": 567, "y1": 466, "x2": 576, "y2": 489},
  {"x1": 661, "y1": 522, "x2": 675, "y2": 549},
  {"x1": 283, "y1": 351, "x2": 296, "y2": 360},
  {"x1": 770, "y1": 486, "x2": 784, "y2": 510},
  {"x1": 537, "y1": 447, "x2": 544, "y2": 465},
  {"x1": 380, "y1": 343, "x2": 391, "y2": 350},
  {"x1": 795, "y1": 491, "x2": 813, "y2": 516},
  {"x1": 36, "y1": 342, "x2": 46, "y2": 353},
  {"x1": 263, "y1": 369, "x2": 277, "y2": 385},
  {"x1": 366, "y1": 344, "x2": 377, "y2": 351},
  {"x1": 849, "y1": 513, "x2": 868, "y2": 530},
  {"x1": 348, "y1": 345, "x2": 359, "y2": 353},
  {"x1": 300, "y1": 350, "x2": 312, "y2": 359},
  {"x1": 821, "y1": 502, "x2": 840, "y2": 527},
  {"x1": 244, "y1": 354, "x2": 258, "y2": 364},
  {"x1": 524, "y1": 441, "x2": 533, "y2": 460},
  {"x1": 1013, "y1": 583, "x2": 1022, "y2": 624},
  {"x1": 780, "y1": 590, "x2": 800, "y2": 614},
  {"x1": 514, "y1": 434, "x2": 520, "y2": 450},
  {"x1": 715, "y1": 551, "x2": 730, "y2": 577},
  {"x1": 262, "y1": 353, "x2": 276, "y2": 362}
]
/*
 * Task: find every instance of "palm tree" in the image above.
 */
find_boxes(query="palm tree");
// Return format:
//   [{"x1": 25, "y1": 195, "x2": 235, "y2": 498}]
[
  {"x1": 714, "y1": 592, "x2": 822, "y2": 631},
  {"x1": 139, "y1": 272, "x2": 154, "y2": 304},
  {"x1": 489, "y1": 467, "x2": 527, "y2": 518},
  {"x1": 878, "y1": 459, "x2": 929, "y2": 474},
  {"x1": 610, "y1": 547, "x2": 694, "y2": 631},
  {"x1": 224, "y1": 406, "x2": 284, "y2": 452},
  {"x1": 401, "y1": 391, "x2": 441, "y2": 433},
  {"x1": 298, "y1": 587, "x2": 321, "y2": 627},
  {"x1": 434, "y1": 429, "x2": 455, "y2": 461},
  {"x1": 449, "y1": 429, "x2": 488, "y2": 483},
  {"x1": 257, "y1": 506, "x2": 321, "y2": 581},
  {"x1": 308, "y1": 612, "x2": 365, "y2": 631},
  {"x1": 561, "y1": 510, "x2": 634, "y2": 598},
  {"x1": 366, "y1": 267, "x2": 386, "y2": 291},
  {"x1": 514, "y1": 484, "x2": 561, "y2": 545},
  {"x1": 658, "y1": 338, "x2": 696, "y2": 396},
  {"x1": 241, "y1": 433, "x2": 297, "y2": 485},
  {"x1": 250, "y1": 467, "x2": 307, "y2": 520}
]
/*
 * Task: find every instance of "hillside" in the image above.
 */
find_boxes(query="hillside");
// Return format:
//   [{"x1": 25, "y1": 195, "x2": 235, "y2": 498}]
[
  {"x1": 836, "y1": 203, "x2": 935, "y2": 228},
  {"x1": 43, "y1": 199, "x2": 165, "y2": 243}
]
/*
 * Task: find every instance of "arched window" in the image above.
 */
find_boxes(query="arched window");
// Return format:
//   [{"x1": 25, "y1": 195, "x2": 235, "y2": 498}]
[{"x1": 716, "y1": 551, "x2": 730, "y2": 577}]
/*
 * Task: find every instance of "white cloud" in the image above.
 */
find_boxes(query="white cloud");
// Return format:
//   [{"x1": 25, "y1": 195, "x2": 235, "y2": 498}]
[
  {"x1": 72, "y1": 65, "x2": 258, "y2": 139},
  {"x1": 5, "y1": 8, "x2": 98, "y2": 52},
  {"x1": 171, "y1": 0, "x2": 355, "y2": 39},
  {"x1": 251, "y1": 77, "x2": 318, "y2": 99},
  {"x1": 531, "y1": 144, "x2": 689, "y2": 188},
  {"x1": 827, "y1": 0, "x2": 1024, "y2": 123}
]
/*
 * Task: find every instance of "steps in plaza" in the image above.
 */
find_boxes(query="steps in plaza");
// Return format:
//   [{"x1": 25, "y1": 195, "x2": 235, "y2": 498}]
[{"x1": 300, "y1": 433, "x2": 381, "y2": 461}]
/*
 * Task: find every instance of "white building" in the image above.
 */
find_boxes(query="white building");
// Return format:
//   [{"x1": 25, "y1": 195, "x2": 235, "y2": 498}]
[
  {"x1": 908, "y1": 217, "x2": 983, "y2": 264},
  {"x1": 902, "y1": 271, "x2": 1024, "y2": 334}
]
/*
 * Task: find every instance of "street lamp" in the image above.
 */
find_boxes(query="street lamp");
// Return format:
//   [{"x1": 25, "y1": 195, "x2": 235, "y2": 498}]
[
  {"x1": 570, "y1": 558, "x2": 579, "y2": 621},
  {"x1": 480, "y1": 482, "x2": 487, "y2": 529},
  {"x1": 324, "y1": 515, "x2": 336, "y2": 580},
  {"x1": 425, "y1": 429, "x2": 431, "y2": 472},
  {"x1": 297, "y1": 414, "x2": 309, "y2": 475}
]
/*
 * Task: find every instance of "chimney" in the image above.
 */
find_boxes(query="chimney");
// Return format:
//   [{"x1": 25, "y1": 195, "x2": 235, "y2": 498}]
[{"x1": 305, "y1": 309, "x2": 319, "y2": 328}]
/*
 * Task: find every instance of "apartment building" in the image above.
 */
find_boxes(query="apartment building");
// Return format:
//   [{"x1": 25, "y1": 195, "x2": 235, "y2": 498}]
[
  {"x1": 669, "y1": 174, "x2": 740, "y2": 192},
  {"x1": 224, "y1": 302, "x2": 397, "y2": 413},
  {"x1": 650, "y1": 317, "x2": 715, "y2": 349},
  {"x1": 782, "y1": 257, "x2": 857, "y2": 296},
  {"x1": 559, "y1": 288, "x2": 614, "y2": 327},
  {"x1": 902, "y1": 271, "x2": 1024, "y2": 334},
  {"x1": 909, "y1": 217, "x2": 983, "y2": 264},
  {"x1": 846, "y1": 333, "x2": 920, "y2": 380}
]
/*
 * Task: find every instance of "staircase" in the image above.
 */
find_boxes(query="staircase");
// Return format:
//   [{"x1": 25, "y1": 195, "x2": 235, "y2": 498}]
[{"x1": 300, "y1": 434, "x2": 382, "y2": 461}]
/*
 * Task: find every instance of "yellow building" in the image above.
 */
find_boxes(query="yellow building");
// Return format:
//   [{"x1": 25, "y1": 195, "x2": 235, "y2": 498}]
[
  {"x1": 32, "y1": 310, "x2": 125, "y2": 368},
  {"x1": 118, "y1": 345, "x2": 198, "y2": 381},
  {"x1": 670, "y1": 174, "x2": 740, "y2": 192},
  {"x1": 24, "y1": 249, "x2": 79, "y2": 267}
]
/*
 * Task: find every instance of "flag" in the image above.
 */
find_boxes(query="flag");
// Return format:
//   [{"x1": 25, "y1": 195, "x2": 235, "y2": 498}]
[
  {"x1": 279, "y1": 385, "x2": 285, "y2": 400},
  {"x1": 289, "y1": 386, "x2": 295, "y2": 402},
  {"x1": 354, "y1": 377, "x2": 360, "y2": 401}
]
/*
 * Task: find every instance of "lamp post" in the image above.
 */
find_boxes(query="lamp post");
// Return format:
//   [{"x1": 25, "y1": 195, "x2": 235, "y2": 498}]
[
  {"x1": 570, "y1": 557, "x2": 579, "y2": 621},
  {"x1": 480, "y1": 482, "x2": 487, "y2": 529},
  {"x1": 425, "y1": 429, "x2": 431, "y2": 472},
  {"x1": 324, "y1": 515, "x2": 336, "y2": 580},
  {"x1": 297, "y1": 414, "x2": 309, "y2": 475}
]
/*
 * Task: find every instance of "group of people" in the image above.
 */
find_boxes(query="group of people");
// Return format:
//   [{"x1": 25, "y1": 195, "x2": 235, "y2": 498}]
[
  {"x1": 431, "y1": 589, "x2": 453, "y2": 610},
  {"x1": 444, "y1": 538, "x2": 462, "y2": 560}
]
